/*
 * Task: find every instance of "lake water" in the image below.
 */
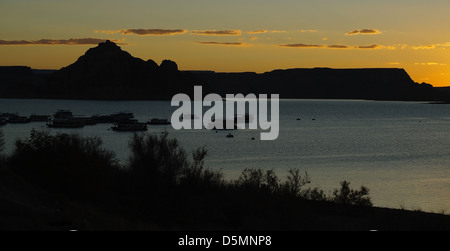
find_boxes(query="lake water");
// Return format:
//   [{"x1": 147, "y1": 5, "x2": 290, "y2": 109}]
[{"x1": 1, "y1": 98, "x2": 450, "y2": 213}]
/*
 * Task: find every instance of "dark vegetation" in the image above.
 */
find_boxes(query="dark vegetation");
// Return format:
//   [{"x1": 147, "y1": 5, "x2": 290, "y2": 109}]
[
  {"x1": 1, "y1": 129, "x2": 450, "y2": 230},
  {"x1": 0, "y1": 129, "x2": 4, "y2": 154}
]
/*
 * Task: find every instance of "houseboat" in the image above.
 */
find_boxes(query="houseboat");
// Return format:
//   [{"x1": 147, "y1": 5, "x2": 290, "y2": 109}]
[
  {"x1": 53, "y1": 110, "x2": 74, "y2": 119},
  {"x1": 47, "y1": 119, "x2": 85, "y2": 128},
  {"x1": 111, "y1": 112, "x2": 134, "y2": 122},
  {"x1": 29, "y1": 114, "x2": 51, "y2": 122},
  {"x1": 147, "y1": 118, "x2": 171, "y2": 125},
  {"x1": 7, "y1": 116, "x2": 31, "y2": 124},
  {"x1": 111, "y1": 119, "x2": 147, "y2": 132}
]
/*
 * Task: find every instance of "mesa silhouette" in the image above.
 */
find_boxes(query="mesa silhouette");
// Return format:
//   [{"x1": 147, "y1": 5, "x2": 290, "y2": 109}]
[{"x1": 0, "y1": 40, "x2": 446, "y2": 101}]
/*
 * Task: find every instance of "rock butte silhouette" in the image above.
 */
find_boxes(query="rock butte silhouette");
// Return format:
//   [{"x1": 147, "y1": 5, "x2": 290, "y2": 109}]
[{"x1": 0, "y1": 40, "x2": 449, "y2": 101}]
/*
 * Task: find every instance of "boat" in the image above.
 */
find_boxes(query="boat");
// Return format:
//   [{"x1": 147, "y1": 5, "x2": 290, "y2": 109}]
[
  {"x1": 226, "y1": 133, "x2": 234, "y2": 138},
  {"x1": 111, "y1": 119, "x2": 147, "y2": 132},
  {"x1": 29, "y1": 114, "x2": 51, "y2": 122},
  {"x1": 90, "y1": 115, "x2": 114, "y2": 123},
  {"x1": 47, "y1": 119, "x2": 85, "y2": 128},
  {"x1": 110, "y1": 112, "x2": 134, "y2": 122},
  {"x1": 54, "y1": 110, "x2": 74, "y2": 119},
  {"x1": 147, "y1": 118, "x2": 171, "y2": 125},
  {"x1": 71, "y1": 117, "x2": 97, "y2": 126},
  {"x1": 0, "y1": 113, "x2": 19, "y2": 120},
  {"x1": 0, "y1": 113, "x2": 30, "y2": 124},
  {"x1": 7, "y1": 116, "x2": 30, "y2": 124}
]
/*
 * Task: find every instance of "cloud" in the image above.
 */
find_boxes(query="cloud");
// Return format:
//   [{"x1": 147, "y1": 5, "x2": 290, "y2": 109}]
[
  {"x1": 247, "y1": 30, "x2": 267, "y2": 34},
  {"x1": 280, "y1": 43, "x2": 396, "y2": 50},
  {"x1": 328, "y1": 45, "x2": 350, "y2": 49},
  {"x1": 415, "y1": 62, "x2": 447, "y2": 66},
  {"x1": 413, "y1": 45, "x2": 436, "y2": 50},
  {"x1": 196, "y1": 41, "x2": 247, "y2": 46},
  {"x1": 270, "y1": 30, "x2": 287, "y2": 33},
  {"x1": 299, "y1": 29, "x2": 318, "y2": 33},
  {"x1": 345, "y1": 29, "x2": 381, "y2": 35},
  {"x1": 356, "y1": 44, "x2": 382, "y2": 49},
  {"x1": 0, "y1": 38, "x2": 126, "y2": 45},
  {"x1": 387, "y1": 62, "x2": 401, "y2": 65},
  {"x1": 411, "y1": 42, "x2": 450, "y2": 50},
  {"x1": 397, "y1": 44, "x2": 409, "y2": 49},
  {"x1": 96, "y1": 29, "x2": 187, "y2": 36},
  {"x1": 280, "y1": 43, "x2": 325, "y2": 48},
  {"x1": 192, "y1": 30, "x2": 242, "y2": 36}
]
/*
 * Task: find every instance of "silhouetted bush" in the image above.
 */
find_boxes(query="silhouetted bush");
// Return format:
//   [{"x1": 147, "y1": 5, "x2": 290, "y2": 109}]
[
  {"x1": 0, "y1": 129, "x2": 4, "y2": 167},
  {"x1": 0, "y1": 129, "x2": 4, "y2": 154},
  {"x1": 7, "y1": 129, "x2": 120, "y2": 201},
  {"x1": 127, "y1": 132, "x2": 189, "y2": 197},
  {"x1": 331, "y1": 180, "x2": 373, "y2": 206},
  {"x1": 235, "y1": 168, "x2": 281, "y2": 194},
  {"x1": 281, "y1": 169, "x2": 311, "y2": 197},
  {"x1": 2, "y1": 129, "x2": 374, "y2": 230},
  {"x1": 179, "y1": 147, "x2": 225, "y2": 189},
  {"x1": 125, "y1": 132, "x2": 228, "y2": 226},
  {"x1": 127, "y1": 132, "x2": 225, "y2": 191}
]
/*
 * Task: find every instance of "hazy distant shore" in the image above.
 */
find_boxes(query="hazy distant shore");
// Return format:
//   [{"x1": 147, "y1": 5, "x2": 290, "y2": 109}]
[{"x1": 1, "y1": 41, "x2": 448, "y2": 102}]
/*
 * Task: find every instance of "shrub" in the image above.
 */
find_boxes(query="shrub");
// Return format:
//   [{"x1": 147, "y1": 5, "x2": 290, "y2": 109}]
[
  {"x1": 179, "y1": 147, "x2": 224, "y2": 189},
  {"x1": 0, "y1": 129, "x2": 4, "y2": 154},
  {"x1": 8, "y1": 129, "x2": 119, "y2": 201},
  {"x1": 0, "y1": 129, "x2": 4, "y2": 166},
  {"x1": 331, "y1": 180, "x2": 373, "y2": 206},
  {"x1": 127, "y1": 132, "x2": 189, "y2": 191},
  {"x1": 235, "y1": 168, "x2": 281, "y2": 194},
  {"x1": 128, "y1": 133, "x2": 225, "y2": 196},
  {"x1": 281, "y1": 169, "x2": 311, "y2": 197}
]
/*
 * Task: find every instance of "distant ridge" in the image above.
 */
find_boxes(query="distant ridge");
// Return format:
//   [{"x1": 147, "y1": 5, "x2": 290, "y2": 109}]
[
  {"x1": 0, "y1": 40, "x2": 447, "y2": 101},
  {"x1": 41, "y1": 40, "x2": 199, "y2": 100},
  {"x1": 190, "y1": 67, "x2": 436, "y2": 101}
]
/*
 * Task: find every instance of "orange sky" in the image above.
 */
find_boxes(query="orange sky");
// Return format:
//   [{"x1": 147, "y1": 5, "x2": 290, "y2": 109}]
[{"x1": 1, "y1": 0, "x2": 450, "y2": 86}]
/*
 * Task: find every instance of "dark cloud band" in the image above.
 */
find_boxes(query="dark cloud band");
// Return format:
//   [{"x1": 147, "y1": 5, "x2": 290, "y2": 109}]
[
  {"x1": 197, "y1": 41, "x2": 246, "y2": 46},
  {"x1": 328, "y1": 45, "x2": 350, "y2": 49},
  {"x1": 96, "y1": 29, "x2": 187, "y2": 35},
  {"x1": 280, "y1": 43, "x2": 325, "y2": 48},
  {"x1": 345, "y1": 29, "x2": 381, "y2": 35},
  {"x1": 192, "y1": 30, "x2": 242, "y2": 36},
  {"x1": 0, "y1": 38, "x2": 124, "y2": 45}
]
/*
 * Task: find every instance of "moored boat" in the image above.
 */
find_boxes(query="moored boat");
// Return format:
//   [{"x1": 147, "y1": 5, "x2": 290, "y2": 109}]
[
  {"x1": 147, "y1": 118, "x2": 171, "y2": 125},
  {"x1": 54, "y1": 110, "x2": 74, "y2": 119},
  {"x1": 111, "y1": 119, "x2": 147, "y2": 132},
  {"x1": 29, "y1": 114, "x2": 51, "y2": 122},
  {"x1": 111, "y1": 112, "x2": 134, "y2": 122},
  {"x1": 226, "y1": 133, "x2": 234, "y2": 138},
  {"x1": 47, "y1": 119, "x2": 85, "y2": 128},
  {"x1": 8, "y1": 116, "x2": 30, "y2": 124}
]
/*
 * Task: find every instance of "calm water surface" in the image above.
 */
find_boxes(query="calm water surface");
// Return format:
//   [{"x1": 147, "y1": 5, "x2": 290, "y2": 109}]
[{"x1": 1, "y1": 98, "x2": 450, "y2": 213}]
